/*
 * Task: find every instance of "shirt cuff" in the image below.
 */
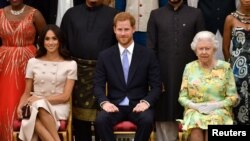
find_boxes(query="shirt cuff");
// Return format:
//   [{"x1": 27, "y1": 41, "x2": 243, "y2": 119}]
[
  {"x1": 100, "y1": 101, "x2": 109, "y2": 108},
  {"x1": 140, "y1": 100, "x2": 150, "y2": 107}
]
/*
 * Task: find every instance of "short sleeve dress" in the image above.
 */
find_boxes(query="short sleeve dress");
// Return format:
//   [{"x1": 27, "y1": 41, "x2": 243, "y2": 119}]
[
  {"x1": 178, "y1": 60, "x2": 238, "y2": 131},
  {"x1": 19, "y1": 58, "x2": 77, "y2": 141}
]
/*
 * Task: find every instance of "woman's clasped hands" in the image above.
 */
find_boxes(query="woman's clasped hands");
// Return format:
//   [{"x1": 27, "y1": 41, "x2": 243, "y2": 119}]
[{"x1": 188, "y1": 101, "x2": 223, "y2": 114}]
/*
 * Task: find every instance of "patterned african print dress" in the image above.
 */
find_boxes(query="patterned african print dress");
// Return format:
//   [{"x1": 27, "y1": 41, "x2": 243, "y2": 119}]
[
  {"x1": 230, "y1": 27, "x2": 250, "y2": 125},
  {"x1": 0, "y1": 9, "x2": 37, "y2": 140}
]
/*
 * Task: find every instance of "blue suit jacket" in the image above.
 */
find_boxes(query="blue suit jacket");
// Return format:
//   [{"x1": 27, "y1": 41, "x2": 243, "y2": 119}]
[{"x1": 94, "y1": 43, "x2": 161, "y2": 108}]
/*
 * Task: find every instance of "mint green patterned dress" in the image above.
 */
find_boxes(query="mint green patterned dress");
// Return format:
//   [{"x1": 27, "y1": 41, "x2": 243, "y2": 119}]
[{"x1": 178, "y1": 60, "x2": 238, "y2": 131}]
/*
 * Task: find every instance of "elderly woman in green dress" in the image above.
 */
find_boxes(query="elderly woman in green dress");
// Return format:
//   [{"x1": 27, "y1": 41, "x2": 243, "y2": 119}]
[{"x1": 178, "y1": 31, "x2": 238, "y2": 141}]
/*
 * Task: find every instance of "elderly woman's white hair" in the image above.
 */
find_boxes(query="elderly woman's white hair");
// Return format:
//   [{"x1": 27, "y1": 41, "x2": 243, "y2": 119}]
[{"x1": 190, "y1": 31, "x2": 219, "y2": 51}]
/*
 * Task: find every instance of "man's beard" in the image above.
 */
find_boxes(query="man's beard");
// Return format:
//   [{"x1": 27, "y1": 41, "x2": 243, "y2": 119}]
[{"x1": 169, "y1": 0, "x2": 182, "y2": 4}]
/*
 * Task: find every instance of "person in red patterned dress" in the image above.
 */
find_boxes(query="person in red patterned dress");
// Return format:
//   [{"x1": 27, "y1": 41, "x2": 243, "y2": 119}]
[{"x1": 0, "y1": 0, "x2": 46, "y2": 140}]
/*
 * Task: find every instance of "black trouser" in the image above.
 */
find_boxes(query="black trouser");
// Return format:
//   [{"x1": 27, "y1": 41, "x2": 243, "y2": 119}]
[
  {"x1": 73, "y1": 118, "x2": 100, "y2": 141},
  {"x1": 95, "y1": 106, "x2": 154, "y2": 141}
]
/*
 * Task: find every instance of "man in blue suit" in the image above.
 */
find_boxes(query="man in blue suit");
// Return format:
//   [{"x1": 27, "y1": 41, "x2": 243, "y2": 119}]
[{"x1": 94, "y1": 12, "x2": 161, "y2": 141}]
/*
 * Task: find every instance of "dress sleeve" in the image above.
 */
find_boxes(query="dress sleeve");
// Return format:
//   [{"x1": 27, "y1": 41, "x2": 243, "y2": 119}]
[
  {"x1": 178, "y1": 64, "x2": 192, "y2": 107},
  {"x1": 25, "y1": 58, "x2": 34, "y2": 79},
  {"x1": 67, "y1": 61, "x2": 77, "y2": 80},
  {"x1": 222, "y1": 65, "x2": 238, "y2": 107}
]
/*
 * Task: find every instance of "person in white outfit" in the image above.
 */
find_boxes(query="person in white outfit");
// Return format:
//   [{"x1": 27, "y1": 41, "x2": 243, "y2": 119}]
[
  {"x1": 17, "y1": 25, "x2": 77, "y2": 141},
  {"x1": 56, "y1": 0, "x2": 73, "y2": 26}
]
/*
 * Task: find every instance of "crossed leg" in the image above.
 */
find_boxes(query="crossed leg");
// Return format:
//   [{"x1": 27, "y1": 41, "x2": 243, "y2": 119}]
[{"x1": 34, "y1": 108, "x2": 60, "y2": 141}]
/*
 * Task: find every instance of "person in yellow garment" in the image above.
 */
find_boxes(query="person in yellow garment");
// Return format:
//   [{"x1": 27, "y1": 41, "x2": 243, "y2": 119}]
[{"x1": 179, "y1": 31, "x2": 238, "y2": 141}]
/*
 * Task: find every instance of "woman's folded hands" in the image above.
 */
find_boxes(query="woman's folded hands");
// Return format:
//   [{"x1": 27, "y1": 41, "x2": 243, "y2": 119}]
[{"x1": 188, "y1": 101, "x2": 223, "y2": 114}]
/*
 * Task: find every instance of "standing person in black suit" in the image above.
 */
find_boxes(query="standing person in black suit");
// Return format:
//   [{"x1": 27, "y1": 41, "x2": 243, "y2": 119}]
[
  {"x1": 94, "y1": 12, "x2": 161, "y2": 141},
  {"x1": 147, "y1": 0, "x2": 205, "y2": 141}
]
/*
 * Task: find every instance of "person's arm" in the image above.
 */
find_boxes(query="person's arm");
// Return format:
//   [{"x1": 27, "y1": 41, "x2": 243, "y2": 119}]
[
  {"x1": 178, "y1": 64, "x2": 207, "y2": 111},
  {"x1": 178, "y1": 65, "x2": 191, "y2": 106},
  {"x1": 44, "y1": 61, "x2": 77, "y2": 104},
  {"x1": 27, "y1": 61, "x2": 77, "y2": 105},
  {"x1": 195, "y1": 9, "x2": 205, "y2": 32},
  {"x1": 16, "y1": 59, "x2": 34, "y2": 118},
  {"x1": 140, "y1": 50, "x2": 161, "y2": 106},
  {"x1": 197, "y1": 64, "x2": 239, "y2": 114},
  {"x1": 43, "y1": 79, "x2": 75, "y2": 104},
  {"x1": 94, "y1": 54, "x2": 110, "y2": 105},
  {"x1": 33, "y1": 9, "x2": 46, "y2": 36},
  {"x1": 223, "y1": 15, "x2": 233, "y2": 61},
  {"x1": 60, "y1": 9, "x2": 72, "y2": 50},
  {"x1": 94, "y1": 53, "x2": 119, "y2": 112},
  {"x1": 147, "y1": 10, "x2": 158, "y2": 55},
  {"x1": 219, "y1": 65, "x2": 238, "y2": 107},
  {"x1": 17, "y1": 78, "x2": 33, "y2": 119}
]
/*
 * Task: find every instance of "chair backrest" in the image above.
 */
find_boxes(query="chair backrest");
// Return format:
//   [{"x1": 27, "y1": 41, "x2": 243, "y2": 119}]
[{"x1": 58, "y1": 96, "x2": 72, "y2": 141}]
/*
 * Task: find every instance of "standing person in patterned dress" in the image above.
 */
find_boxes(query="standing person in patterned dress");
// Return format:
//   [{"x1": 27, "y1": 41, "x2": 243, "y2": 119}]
[
  {"x1": 0, "y1": 0, "x2": 46, "y2": 140},
  {"x1": 223, "y1": 0, "x2": 250, "y2": 125}
]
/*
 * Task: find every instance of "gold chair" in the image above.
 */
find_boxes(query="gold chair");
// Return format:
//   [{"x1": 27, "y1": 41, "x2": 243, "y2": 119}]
[{"x1": 13, "y1": 98, "x2": 72, "y2": 141}]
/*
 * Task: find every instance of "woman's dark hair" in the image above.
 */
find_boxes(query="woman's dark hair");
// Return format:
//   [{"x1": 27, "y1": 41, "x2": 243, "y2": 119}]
[{"x1": 36, "y1": 24, "x2": 71, "y2": 60}]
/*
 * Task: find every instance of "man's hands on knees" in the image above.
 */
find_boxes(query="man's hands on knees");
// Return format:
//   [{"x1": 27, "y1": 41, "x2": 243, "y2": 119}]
[
  {"x1": 101, "y1": 102, "x2": 119, "y2": 112},
  {"x1": 133, "y1": 101, "x2": 150, "y2": 113}
]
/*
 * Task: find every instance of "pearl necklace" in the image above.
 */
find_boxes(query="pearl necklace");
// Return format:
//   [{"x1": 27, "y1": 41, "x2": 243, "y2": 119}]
[
  {"x1": 10, "y1": 5, "x2": 26, "y2": 15},
  {"x1": 236, "y1": 10, "x2": 250, "y2": 16},
  {"x1": 232, "y1": 11, "x2": 250, "y2": 24}
]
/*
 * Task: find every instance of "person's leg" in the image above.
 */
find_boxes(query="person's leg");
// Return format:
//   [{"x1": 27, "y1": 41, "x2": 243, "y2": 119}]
[
  {"x1": 35, "y1": 108, "x2": 60, "y2": 141},
  {"x1": 204, "y1": 130, "x2": 208, "y2": 141},
  {"x1": 73, "y1": 118, "x2": 92, "y2": 141},
  {"x1": 93, "y1": 122, "x2": 100, "y2": 141},
  {"x1": 35, "y1": 119, "x2": 56, "y2": 141},
  {"x1": 95, "y1": 110, "x2": 124, "y2": 141},
  {"x1": 129, "y1": 109, "x2": 154, "y2": 141},
  {"x1": 155, "y1": 121, "x2": 178, "y2": 141},
  {"x1": 189, "y1": 128, "x2": 204, "y2": 141},
  {"x1": 155, "y1": 122, "x2": 167, "y2": 141}
]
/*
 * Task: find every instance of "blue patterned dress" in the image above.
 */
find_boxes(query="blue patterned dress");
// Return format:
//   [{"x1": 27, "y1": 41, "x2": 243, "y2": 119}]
[{"x1": 230, "y1": 27, "x2": 250, "y2": 125}]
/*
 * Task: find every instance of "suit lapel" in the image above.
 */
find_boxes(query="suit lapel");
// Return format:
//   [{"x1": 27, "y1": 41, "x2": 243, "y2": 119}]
[
  {"x1": 112, "y1": 45, "x2": 127, "y2": 85},
  {"x1": 127, "y1": 45, "x2": 142, "y2": 85}
]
